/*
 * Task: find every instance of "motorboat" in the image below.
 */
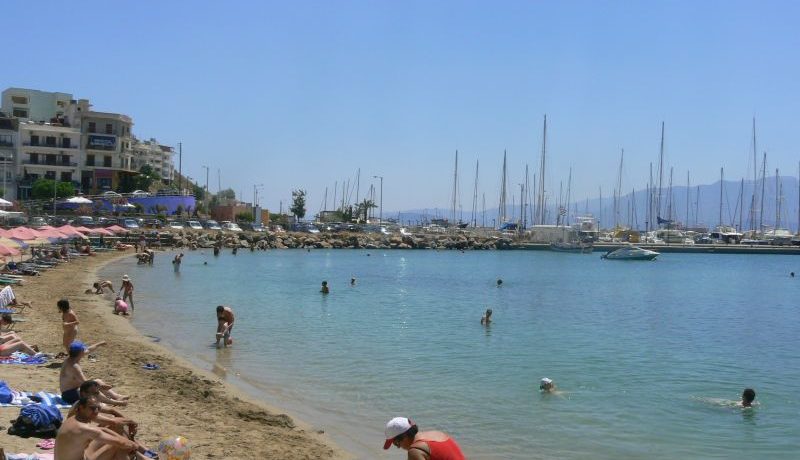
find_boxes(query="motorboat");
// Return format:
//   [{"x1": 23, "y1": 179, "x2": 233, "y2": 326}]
[
  {"x1": 601, "y1": 245, "x2": 659, "y2": 260},
  {"x1": 550, "y1": 241, "x2": 593, "y2": 253}
]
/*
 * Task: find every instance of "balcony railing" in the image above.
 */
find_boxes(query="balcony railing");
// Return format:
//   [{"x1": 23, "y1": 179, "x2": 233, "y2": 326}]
[
  {"x1": 0, "y1": 141, "x2": 13, "y2": 147},
  {"x1": 22, "y1": 142, "x2": 77, "y2": 149},
  {"x1": 22, "y1": 160, "x2": 78, "y2": 167}
]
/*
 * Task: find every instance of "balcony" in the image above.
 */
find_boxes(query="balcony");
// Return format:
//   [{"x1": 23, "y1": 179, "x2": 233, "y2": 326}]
[
  {"x1": 0, "y1": 141, "x2": 13, "y2": 148},
  {"x1": 22, "y1": 142, "x2": 78, "y2": 149},
  {"x1": 23, "y1": 160, "x2": 78, "y2": 167}
]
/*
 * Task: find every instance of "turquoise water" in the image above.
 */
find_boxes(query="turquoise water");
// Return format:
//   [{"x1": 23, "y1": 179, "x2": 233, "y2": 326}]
[{"x1": 106, "y1": 249, "x2": 800, "y2": 459}]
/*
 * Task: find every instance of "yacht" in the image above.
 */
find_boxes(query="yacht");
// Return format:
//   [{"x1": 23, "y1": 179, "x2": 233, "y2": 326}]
[{"x1": 601, "y1": 245, "x2": 659, "y2": 261}]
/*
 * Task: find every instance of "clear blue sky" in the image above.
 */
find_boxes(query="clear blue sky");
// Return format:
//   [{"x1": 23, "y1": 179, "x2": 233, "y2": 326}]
[{"x1": 3, "y1": 1, "x2": 798, "y2": 215}]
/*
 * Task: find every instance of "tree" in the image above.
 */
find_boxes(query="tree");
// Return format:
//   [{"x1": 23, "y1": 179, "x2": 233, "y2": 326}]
[
  {"x1": 290, "y1": 189, "x2": 307, "y2": 219},
  {"x1": 135, "y1": 165, "x2": 159, "y2": 191},
  {"x1": 355, "y1": 199, "x2": 377, "y2": 222},
  {"x1": 236, "y1": 211, "x2": 254, "y2": 222},
  {"x1": 31, "y1": 179, "x2": 74, "y2": 200}
]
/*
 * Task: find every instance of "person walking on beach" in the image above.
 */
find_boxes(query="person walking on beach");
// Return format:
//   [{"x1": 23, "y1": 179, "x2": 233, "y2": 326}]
[
  {"x1": 172, "y1": 253, "x2": 184, "y2": 272},
  {"x1": 58, "y1": 298, "x2": 80, "y2": 351},
  {"x1": 320, "y1": 281, "x2": 330, "y2": 294},
  {"x1": 383, "y1": 417, "x2": 465, "y2": 460},
  {"x1": 119, "y1": 275, "x2": 134, "y2": 312},
  {"x1": 215, "y1": 305, "x2": 235, "y2": 348}
]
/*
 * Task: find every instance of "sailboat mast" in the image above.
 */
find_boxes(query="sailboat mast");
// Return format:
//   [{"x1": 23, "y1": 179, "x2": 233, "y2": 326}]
[
  {"x1": 599, "y1": 186, "x2": 603, "y2": 230},
  {"x1": 719, "y1": 167, "x2": 724, "y2": 228},
  {"x1": 752, "y1": 118, "x2": 758, "y2": 232},
  {"x1": 759, "y1": 152, "x2": 766, "y2": 234},
  {"x1": 498, "y1": 150, "x2": 507, "y2": 226},
  {"x1": 451, "y1": 150, "x2": 458, "y2": 226},
  {"x1": 566, "y1": 167, "x2": 572, "y2": 226},
  {"x1": 775, "y1": 168, "x2": 780, "y2": 230},
  {"x1": 738, "y1": 178, "x2": 744, "y2": 232},
  {"x1": 657, "y1": 122, "x2": 665, "y2": 223},
  {"x1": 537, "y1": 115, "x2": 547, "y2": 225},
  {"x1": 695, "y1": 186, "x2": 700, "y2": 228},
  {"x1": 686, "y1": 171, "x2": 690, "y2": 229},
  {"x1": 522, "y1": 165, "x2": 530, "y2": 229},
  {"x1": 471, "y1": 160, "x2": 479, "y2": 228}
]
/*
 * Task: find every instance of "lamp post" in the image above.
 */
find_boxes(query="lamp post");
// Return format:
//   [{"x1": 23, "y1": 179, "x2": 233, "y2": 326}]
[
  {"x1": 372, "y1": 175, "x2": 383, "y2": 224},
  {"x1": 201, "y1": 165, "x2": 209, "y2": 212}
]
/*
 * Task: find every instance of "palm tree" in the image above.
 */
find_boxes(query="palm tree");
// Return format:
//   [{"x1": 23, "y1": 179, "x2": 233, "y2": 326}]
[{"x1": 356, "y1": 199, "x2": 377, "y2": 223}]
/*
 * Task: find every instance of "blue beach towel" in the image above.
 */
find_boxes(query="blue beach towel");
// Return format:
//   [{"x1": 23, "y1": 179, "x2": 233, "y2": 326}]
[
  {"x1": 0, "y1": 352, "x2": 47, "y2": 365},
  {"x1": 0, "y1": 390, "x2": 71, "y2": 409}
]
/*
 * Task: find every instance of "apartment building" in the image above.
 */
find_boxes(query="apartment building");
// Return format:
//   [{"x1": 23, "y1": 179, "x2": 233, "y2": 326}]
[
  {"x1": 1, "y1": 87, "x2": 176, "y2": 198},
  {"x1": 131, "y1": 138, "x2": 175, "y2": 183},
  {"x1": 0, "y1": 114, "x2": 17, "y2": 199}
]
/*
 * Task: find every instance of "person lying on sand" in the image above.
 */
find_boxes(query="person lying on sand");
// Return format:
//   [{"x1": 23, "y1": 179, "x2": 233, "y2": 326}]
[
  {"x1": 87, "y1": 281, "x2": 114, "y2": 295},
  {"x1": 60, "y1": 340, "x2": 128, "y2": 406},
  {"x1": 55, "y1": 396, "x2": 150, "y2": 460},
  {"x1": 0, "y1": 333, "x2": 39, "y2": 356}
]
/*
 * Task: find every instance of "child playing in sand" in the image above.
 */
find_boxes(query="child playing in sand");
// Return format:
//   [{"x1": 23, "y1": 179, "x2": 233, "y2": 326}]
[
  {"x1": 114, "y1": 297, "x2": 129, "y2": 316},
  {"x1": 86, "y1": 280, "x2": 114, "y2": 295}
]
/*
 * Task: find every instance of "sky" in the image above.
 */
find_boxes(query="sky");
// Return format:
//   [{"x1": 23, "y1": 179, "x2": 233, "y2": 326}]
[{"x1": 3, "y1": 0, "x2": 799, "y2": 216}]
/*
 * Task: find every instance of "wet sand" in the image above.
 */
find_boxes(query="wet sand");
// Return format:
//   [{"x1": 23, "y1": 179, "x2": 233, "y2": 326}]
[{"x1": 0, "y1": 250, "x2": 349, "y2": 459}]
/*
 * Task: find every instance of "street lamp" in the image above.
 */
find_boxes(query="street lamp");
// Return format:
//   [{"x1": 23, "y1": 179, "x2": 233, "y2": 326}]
[
  {"x1": 201, "y1": 165, "x2": 210, "y2": 211},
  {"x1": 253, "y1": 183, "x2": 264, "y2": 221},
  {"x1": 373, "y1": 175, "x2": 383, "y2": 224}
]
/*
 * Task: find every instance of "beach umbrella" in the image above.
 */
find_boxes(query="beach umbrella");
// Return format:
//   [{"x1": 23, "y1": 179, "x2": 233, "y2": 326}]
[
  {"x1": 0, "y1": 244, "x2": 21, "y2": 257},
  {"x1": 73, "y1": 226, "x2": 93, "y2": 234},
  {"x1": 87, "y1": 227, "x2": 115, "y2": 236},
  {"x1": 6, "y1": 226, "x2": 41, "y2": 240},
  {"x1": 0, "y1": 237, "x2": 25, "y2": 249},
  {"x1": 106, "y1": 225, "x2": 129, "y2": 234},
  {"x1": 56, "y1": 225, "x2": 88, "y2": 239},
  {"x1": 0, "y1": 198, "x2": 12, "y2": 207},
  {"x1": 66, "y1": 196, "x2": 93, "y2": 204},
  {"x1": 35, "y1": 228, "x2": 68, "y2": 239}
]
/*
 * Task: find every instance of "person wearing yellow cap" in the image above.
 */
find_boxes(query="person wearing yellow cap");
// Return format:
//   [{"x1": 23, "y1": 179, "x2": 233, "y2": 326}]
[{"x1": 382, "y1": 417, "x2": 465, "y2": 459}]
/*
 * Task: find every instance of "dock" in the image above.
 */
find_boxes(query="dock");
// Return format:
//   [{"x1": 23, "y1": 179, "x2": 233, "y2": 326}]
[{"x1": 512, "y1": 243, "x2": 800, "y2": 255}]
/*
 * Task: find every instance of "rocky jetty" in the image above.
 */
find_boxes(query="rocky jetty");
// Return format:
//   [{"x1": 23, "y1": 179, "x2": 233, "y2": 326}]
[{"x1": 166, "y1": 230, "x2": 510, "y2": 251}]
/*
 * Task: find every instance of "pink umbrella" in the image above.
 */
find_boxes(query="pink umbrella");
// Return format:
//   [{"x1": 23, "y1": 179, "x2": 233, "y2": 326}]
[
  {"x1": 106, "y1": 225, "x2": 129, "y2": 234},
  {"x1": 36, "y1": 228, "x2": 69, "y2": 239},
  {"x1": 87, "y1": 227, "x2": 114, "y2": 236},
  {"x1": 0, "y1": 244, "x2": 21, "y2": 257},
  {"x1": 73, "y1": 226, "x2": 93, "y2": 233},
  {"x1": 6, "y1": 226, "x2": 41, "y2": 240}
]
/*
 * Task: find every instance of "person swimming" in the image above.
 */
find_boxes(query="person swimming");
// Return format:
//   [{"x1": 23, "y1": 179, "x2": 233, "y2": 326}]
[
  {"x1": 320, "y1": 281, "x2": 330, "y2": 294},
  {"x1": 540, "y1": 378, "x2": 556, "y2": 393},
  {"x1": 741, "y1": 388, "x2": 756, "y2": 407},
  {"x1": 481, "y1": 308, "x2": 492, "y2": 325},
  {"x1": 496, "y1": 278, "x2": 503, "y2": 287}
]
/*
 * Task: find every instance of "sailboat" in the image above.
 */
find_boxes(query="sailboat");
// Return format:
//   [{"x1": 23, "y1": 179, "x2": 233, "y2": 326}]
[{"x1": 550, "y1": 167, "x2": 593, "y2": 253}]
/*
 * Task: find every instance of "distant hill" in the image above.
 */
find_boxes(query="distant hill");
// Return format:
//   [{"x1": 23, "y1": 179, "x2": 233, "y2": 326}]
[{"x1": 392, "y1": 177, "x2": 800, "y2": 232}]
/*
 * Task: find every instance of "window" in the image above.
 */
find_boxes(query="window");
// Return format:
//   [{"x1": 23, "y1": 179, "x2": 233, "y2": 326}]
[
  {"x1": 103, "y1": 155, "x2": 112, "y2": 167},
  {"x1": 29, "y1": 153, "x2": 39, "y2": 164},
  {"x1": 88, "y1": 122, "x2": 96, "y2": 133},
  {"x1": 62, "y1": 138, "x2": 71, "y2": 148},
  {"x1": 45, "y1": 136, "x2": 56, "y2": 147},
  {"x1": 56, "y1": 100, "x2": 65, "y2": 107},
  {"x1": 60, "y1": 172, "x2": 72, "y2": 182},
  {"x1": 45, "y1": 154, "x2": 57, "y2": 165},
  {"x1": 61, "y1": 154, "x2": 71, "y2": 165},
  {"x1": 86, "y1": 154, "x2": 95, "y2": 166},
  {"x1": 30, "y1": 135, "x2": 39, "y2": 146},
  {"x1": 105, "y1": 123, "x2": 113, "y2": 134},
  {"x1": 11, "y1": 96, "x2": 28, "y2": 104},
  {"x1": 12, "y1": 109, "x2": 28, "y2": 118},
  {"x1": 45, "y1": 171, "x2": 56, "y2": 180},
  {"x1": 0, "y1": 134, "x2": 11, "y2": 146}
]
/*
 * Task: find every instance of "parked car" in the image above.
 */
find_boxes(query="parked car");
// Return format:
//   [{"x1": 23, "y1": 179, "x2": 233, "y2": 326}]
[
  {"x1": 96, "y1": 217, "x2": 114, "y2": 227},
  {"x1": 220, "y1": 221, "x2": 243, "y2": 232},
  {"x1": 102, "y1": 191, "x2": 123, "y2": 198},
  {"x1": 167, "y1": 220, "x2": 185, "y2": 230},
  {"x1": 130, "y1": 190, "x2": 150, "y2": 197},
  {"x1": 204, "y1": 220, "x2": 222, "y2": 231},
  {"x1": 240, "y1": 222, "x2": 265, "y2": 232},
  {"x1": 121, "y1": 218, "x2": 140, "y2": 229},
  {"x1": 186, "y1": 220, "x2": 204, "y2": 230},
  {"x1": 143, "y1": 218, "x2": 163, "y2": 229},
  {"x1": 28, "y1": 216, "x2": 48, "y2": 228},
  {"x1": 75, "y1": 216, "x2": 95, "y2": 227}
]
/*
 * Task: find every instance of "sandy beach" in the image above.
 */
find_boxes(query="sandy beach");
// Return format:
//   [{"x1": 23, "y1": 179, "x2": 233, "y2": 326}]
[{"x1": 0, "y1": 250, "x2": 349, "y2": 459}]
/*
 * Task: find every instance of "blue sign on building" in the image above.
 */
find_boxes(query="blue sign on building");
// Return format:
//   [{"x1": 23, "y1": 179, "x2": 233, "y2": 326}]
[{"x1": 88, "y1": 135, "x2": 116, "y2": 148}]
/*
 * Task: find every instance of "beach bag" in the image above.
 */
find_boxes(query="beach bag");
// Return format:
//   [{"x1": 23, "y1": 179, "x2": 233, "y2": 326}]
[
  {"x1": 0, "y1": 380, "x2": 12, "y2": 403},
  {"x1": 7, "y1": 403, "x2": 62, "y2": 438}
]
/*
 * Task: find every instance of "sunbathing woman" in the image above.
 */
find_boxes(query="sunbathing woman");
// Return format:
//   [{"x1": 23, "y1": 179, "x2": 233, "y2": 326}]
[{"x1": 0, "y1": 335, "x2": 38, "y2": 356}]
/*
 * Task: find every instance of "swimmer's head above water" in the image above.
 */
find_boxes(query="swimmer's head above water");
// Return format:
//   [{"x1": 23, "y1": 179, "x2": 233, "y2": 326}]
[
  {"x1": 540, "y1": 377, "x2": 555, "y2": 392},
  {"x1": 742, "y1": 388, "x2": 756, "y2": 407}
]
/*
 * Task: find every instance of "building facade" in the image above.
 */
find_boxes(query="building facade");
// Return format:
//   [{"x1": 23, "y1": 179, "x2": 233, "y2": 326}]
[
  {"x1": 0, "y1": 115, "x2": 18, "y2": 200},
  {"x1": 1, "y1": 88, "x2": 176, "y2": 198}
]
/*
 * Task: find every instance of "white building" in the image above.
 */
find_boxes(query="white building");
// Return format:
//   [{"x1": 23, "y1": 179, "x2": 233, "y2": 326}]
[
  {"x1": 1, "y1": 88, "x2": 72, "y2": 122},
  {"x1": 131, "y1": 138, "x2": 175, "y2": 184},
  {"x1": 16, "y1": 121, "x2": 83, "y2": 199},
  {"x1": 0, "y1": 114, "x2": 18, "y2": 200}
]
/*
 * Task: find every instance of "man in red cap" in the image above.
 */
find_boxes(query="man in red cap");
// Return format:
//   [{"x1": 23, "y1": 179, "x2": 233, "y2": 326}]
[{"x1": 383, "y1": 416, "x2": 465, "y2": 459}]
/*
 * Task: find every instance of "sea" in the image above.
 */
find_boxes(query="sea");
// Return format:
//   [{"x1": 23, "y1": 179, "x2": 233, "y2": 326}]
[{"x1": 104, "y1": 249, "x2": 800, "y2": 459}]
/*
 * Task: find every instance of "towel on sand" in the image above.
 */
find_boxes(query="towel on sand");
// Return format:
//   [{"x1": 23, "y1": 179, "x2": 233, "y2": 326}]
[
  {"x1": 0, "y1": 352, "x2": 48, "y2": 365},
  {"x1": 0, "y1": 390, "x2": 70, "y2": 409},
  {"x1": 0, "y1": 285, "x2": 16, "y2": 307}
]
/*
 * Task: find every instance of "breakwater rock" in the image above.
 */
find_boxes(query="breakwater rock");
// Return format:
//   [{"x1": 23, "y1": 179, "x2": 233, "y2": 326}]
[{"x1": 168, "y1": 230, "x2": 510, "y2": 250}]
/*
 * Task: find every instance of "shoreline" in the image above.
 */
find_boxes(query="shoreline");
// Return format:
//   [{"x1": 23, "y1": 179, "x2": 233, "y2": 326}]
[{"x1": 0, "y1": 250, "x2": 350, "y2": 459}]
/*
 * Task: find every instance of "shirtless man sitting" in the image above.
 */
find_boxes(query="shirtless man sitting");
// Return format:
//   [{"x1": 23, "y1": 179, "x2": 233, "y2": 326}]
[
  {"x1": 60, "y1": 340, "x2": 128, "y2": 406},
  {"x1": 68, "y1": 381, "x2": 138, "y2": 439},
  {"x1": 55, "y1": 396, "x2": 149, "y2": 460}
]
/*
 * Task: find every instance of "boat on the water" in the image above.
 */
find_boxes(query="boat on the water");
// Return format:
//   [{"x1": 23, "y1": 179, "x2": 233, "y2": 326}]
[
  {"x1": 601, "y1": 245, "x2": 659, "y2": 260},
  {"x1": 550, "y1": 241, "x2": 593, "y2": 253}
]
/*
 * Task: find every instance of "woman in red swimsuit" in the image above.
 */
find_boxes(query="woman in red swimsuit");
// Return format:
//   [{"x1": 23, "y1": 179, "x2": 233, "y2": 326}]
[{"x1": 383, "y1": 417, "x2": 466, "y2": 460}]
